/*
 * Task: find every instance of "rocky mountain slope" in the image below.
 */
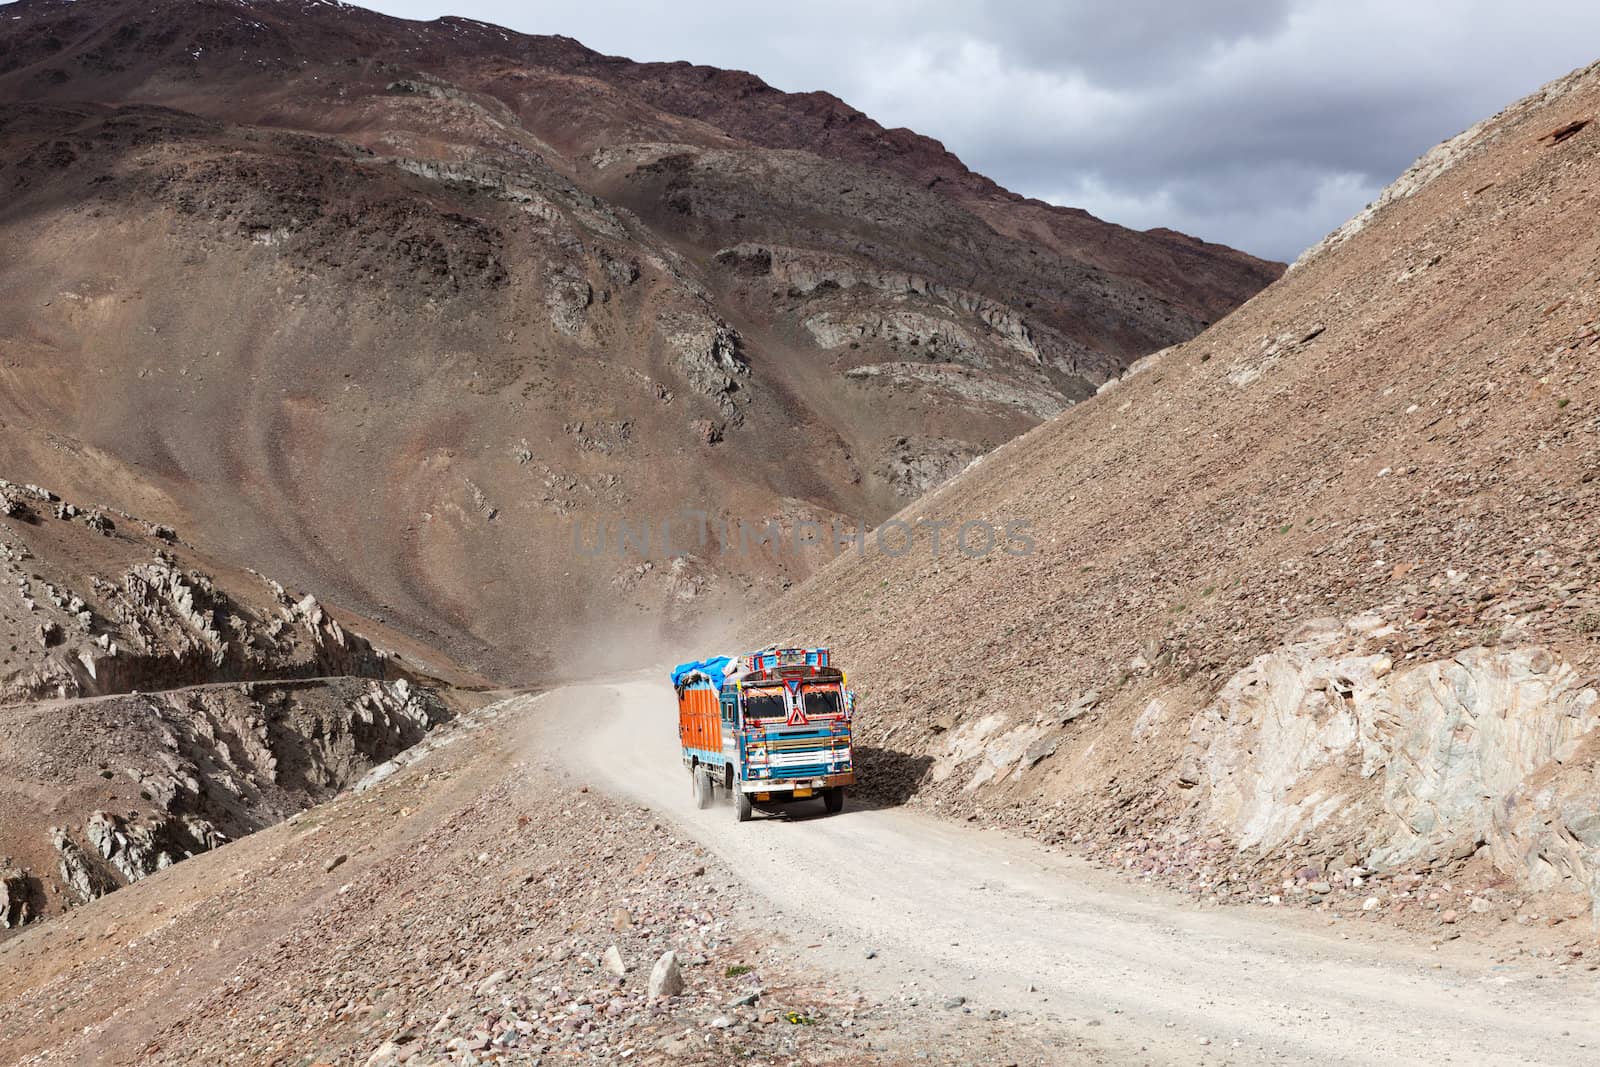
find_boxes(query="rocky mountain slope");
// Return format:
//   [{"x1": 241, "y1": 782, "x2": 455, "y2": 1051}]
[
  {"x1": 0, "y1": 473, "x2": 482, "y2": 928},
  {"x1": 756, "y1": 60, "x2": 1600, "y2": 926},
  {"x1": 0, "y1": 0, "x2": 1278, "y2": 681}
]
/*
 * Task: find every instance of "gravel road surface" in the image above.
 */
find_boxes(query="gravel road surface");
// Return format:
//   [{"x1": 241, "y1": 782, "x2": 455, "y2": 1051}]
[{"x1": 552, "y1": 679, "x2": 1600, "y2": 1066}]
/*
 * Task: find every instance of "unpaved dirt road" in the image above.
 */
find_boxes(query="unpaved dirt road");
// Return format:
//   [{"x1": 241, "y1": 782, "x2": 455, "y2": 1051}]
[{"x1": 539, "y1": 679, "x2": 1600, "y2": 1066}]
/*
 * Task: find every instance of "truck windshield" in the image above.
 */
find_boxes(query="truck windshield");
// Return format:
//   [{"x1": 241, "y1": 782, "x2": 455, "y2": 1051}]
[
  {"x1": 741, "y1": 689, "x2": 786, "y2": 723},
  {"x1": 803, "y1": 686, "x2": 843, "y2": 717}
]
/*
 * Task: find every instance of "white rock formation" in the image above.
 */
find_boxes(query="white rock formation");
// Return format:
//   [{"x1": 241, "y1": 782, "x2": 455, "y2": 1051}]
[{"x1": 1181, "y1": 616, "x2": 1600, "y2": 905}]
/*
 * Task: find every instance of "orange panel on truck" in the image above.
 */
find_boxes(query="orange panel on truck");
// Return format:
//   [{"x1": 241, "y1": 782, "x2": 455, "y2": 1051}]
[{"x1": 677, "y1": 685, "x2": 721, "y2": 754}]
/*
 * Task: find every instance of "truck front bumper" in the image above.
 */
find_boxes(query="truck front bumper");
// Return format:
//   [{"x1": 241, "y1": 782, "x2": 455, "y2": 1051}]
[{"x1": 739, "y1": 772, "x2": 855, "y2": 795}]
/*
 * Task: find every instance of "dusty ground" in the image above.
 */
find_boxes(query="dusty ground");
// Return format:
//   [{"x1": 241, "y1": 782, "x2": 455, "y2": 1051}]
[
  {"x1": 572, "y1": 680, "x2": 1600, "y2": 1066},
  {"x1": 0, "y1": 686, "x2": 1092, "y2": 1066},
  {"x1": 4, "y1": 680, "x2": 1596, "y2": 1066}
]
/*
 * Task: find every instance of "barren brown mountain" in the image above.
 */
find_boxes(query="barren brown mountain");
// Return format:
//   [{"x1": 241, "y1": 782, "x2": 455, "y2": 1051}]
[
  {"x1": 4, "y1": 7, "x2": 1600, "y2": 1066},
  {"x1": 0, "y1": 0, "x2": 1278, "y2": 686},
  {"x1": 756, "y1": 58, "x2": 1600, "y2": 929},
  {"x1": 0, "y1": 0, "x2": 1274, "y2": 952}
]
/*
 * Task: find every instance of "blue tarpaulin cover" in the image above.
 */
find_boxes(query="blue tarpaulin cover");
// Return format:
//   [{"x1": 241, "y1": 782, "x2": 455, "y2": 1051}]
[{"x1": 670, "y1": 655, "x2": 735, "y2": 689}]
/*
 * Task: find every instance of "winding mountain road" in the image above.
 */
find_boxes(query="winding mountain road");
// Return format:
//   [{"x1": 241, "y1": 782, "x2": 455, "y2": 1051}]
[{"x1": 539, "y1": 679, "x2": 1600, "y2": 1066}]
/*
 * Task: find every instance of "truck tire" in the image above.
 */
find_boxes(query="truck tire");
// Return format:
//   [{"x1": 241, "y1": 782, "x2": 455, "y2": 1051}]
[
  {"x1": 694, "y1": 769, "x2": 712, "y2": 809},
  {"x1": 736, "y1": 790, "x2": 753, "y2": 823},
  {"x1": 823, "y1": 787, "x2": 845, "y2": 814}
]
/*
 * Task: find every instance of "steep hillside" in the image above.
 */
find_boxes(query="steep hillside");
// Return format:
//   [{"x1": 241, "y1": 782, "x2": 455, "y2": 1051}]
[
  {"x1": 757, "y1": 61, "x2": 1600, "y2": 924},
  {"x1": 0, "y1": 0, "x2": 1278, "y2": 681}
]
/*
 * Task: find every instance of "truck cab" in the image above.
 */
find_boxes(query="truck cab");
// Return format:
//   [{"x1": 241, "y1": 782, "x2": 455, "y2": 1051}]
[{"x1": 673, "y1": 647, "x2": 856, "y2": 822}]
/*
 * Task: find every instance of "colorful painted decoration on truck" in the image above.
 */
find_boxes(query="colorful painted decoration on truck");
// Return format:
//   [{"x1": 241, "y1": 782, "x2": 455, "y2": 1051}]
[{"x1": 670, "y1": 646, "x2": 855, "y2": 822}]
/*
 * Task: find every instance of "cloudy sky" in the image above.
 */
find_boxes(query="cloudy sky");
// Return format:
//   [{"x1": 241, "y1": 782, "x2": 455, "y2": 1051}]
[{"x1": 361, "y1": 0, "x2": 1600, "y2": 261}]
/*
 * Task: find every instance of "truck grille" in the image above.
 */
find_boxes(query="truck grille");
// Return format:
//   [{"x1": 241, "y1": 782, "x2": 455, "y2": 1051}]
[{"x1": 749, "y1": 726, "x2": 850, "y2": 777}]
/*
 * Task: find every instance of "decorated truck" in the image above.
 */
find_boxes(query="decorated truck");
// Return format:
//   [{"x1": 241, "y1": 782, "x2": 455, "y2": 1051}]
[{"x1": 671, "y1": 647, "x2": 855, "y2": 822}]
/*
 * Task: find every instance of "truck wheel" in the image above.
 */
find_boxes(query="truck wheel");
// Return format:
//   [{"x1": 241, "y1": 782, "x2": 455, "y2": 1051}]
[
  {"x1": 823, "y1": 787, "x2": 845, "y2": 814},
  {"x1": 694, "y1": 770, "x2": 712, "y2": 809},
  {"x1": 736, "y1": 790, "x2": 753, "y2": 823}
]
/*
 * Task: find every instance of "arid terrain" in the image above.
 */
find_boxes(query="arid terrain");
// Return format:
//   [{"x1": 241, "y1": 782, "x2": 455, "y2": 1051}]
[
  {"x1": 3, "y1": 0, "x2": 1600, "y2": 1064},
  {"x1": 0, "y1": 0, "x2": 1277, "y2": 683},
  {"x1": 3, "y1": 681, "x2": 1597, "y2": 1066},
  {"x1": 0, "y1": 0, "x2": 1273, "y2": 972},
  {"x1": 756, "y1": 58, "x2": 1600, "y2": 936},
  {"x1": 0, "y1": 474, "x2": 488, "y2": 926}
]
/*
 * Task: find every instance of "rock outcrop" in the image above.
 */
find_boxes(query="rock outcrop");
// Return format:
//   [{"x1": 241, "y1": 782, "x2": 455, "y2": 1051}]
[
  {"x1": 875, "y1": 436, "x2": 984, "y2": 499},
  {"x1": 657, "y1": 310, "x2": 749, "y2": 423},
  {"x1": 1183, "y1": 619, "x2": 1599, "y2": 886},
  {"x1": 718, "y1": 243, "x2": 1055, "y2": 368},
  {"x1": 11, "y1": 678, "x2": 452, "y2": 920},
  {"x1": 1, "y1": 480, "x2": 412, "y2": 707},
  {"x1": 0, "y1": 865, "x2": 36, "y2": 928},
  {"x1": 0, "y1": 470, "x2": 467, "y2": 929},
  {"x1": 1491, "y1": 733, "x2": 1600, "y2": 909},
  {"x1": 804, "y1": 310, "x2": 987, "y2": 365},
  {"x1": 842, "y1": 363, "x2": 1066, "y2": 420},
  {"x1": 85, "y1": 809, "x2": 225, "y2": 884},
  {"x1": 51, "y1": 828, "x2": 116, "y2": 905}
]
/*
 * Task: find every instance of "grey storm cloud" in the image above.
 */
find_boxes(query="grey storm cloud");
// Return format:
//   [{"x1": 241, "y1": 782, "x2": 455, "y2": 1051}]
[{"x1": 363, "y1": 0, "x2": 1600, "y2": 261}]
